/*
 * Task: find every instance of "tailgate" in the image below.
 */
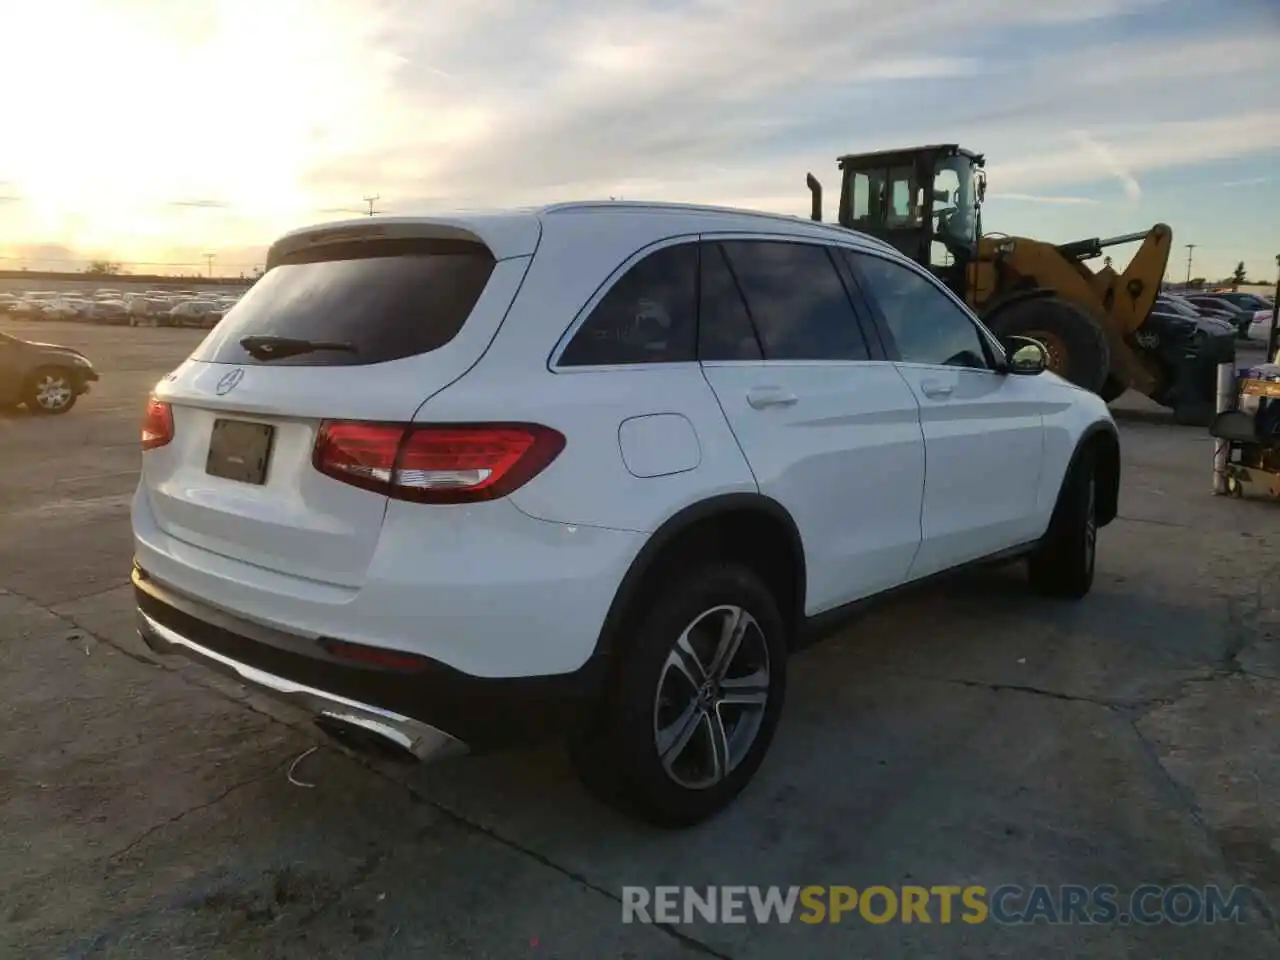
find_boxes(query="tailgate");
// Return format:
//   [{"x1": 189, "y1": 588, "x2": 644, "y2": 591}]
[{"x1": 141, "y1": 233, "x2": 533, "y2": 588}]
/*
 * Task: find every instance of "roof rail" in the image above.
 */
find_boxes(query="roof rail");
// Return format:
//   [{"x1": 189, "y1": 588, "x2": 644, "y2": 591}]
[{"x1": 539, "y1": 199, "x2": 869, "y2": 238}]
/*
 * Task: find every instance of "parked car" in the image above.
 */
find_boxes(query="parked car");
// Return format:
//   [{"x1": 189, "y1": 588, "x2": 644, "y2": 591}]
[
  {"x1": 94, "y1": 299, "x2": 130, "y2": 325},
  {"x1": 1246, "y1": 310, "x2": 1277, "y2": 346},
  {"x1": 0, "y1": 293, "x2": 21, "y2": 314},
  {"x1": 13, "y1": 292, "x2": 60, "y2": 317},
  {"x1": 41, "y1": 298, "x2": 85, "y2": 321},
  {"x1": 131, "y1": 203, "x2": 1121, "y2": 827},
  {"x1": 128, "y1": 297, "x2": 176, "y2": 326},
  {"x1": 0, "y1": 330, "x2": 99, "y2": 414},
  {"x1": 167, "y1": 300, "x2": 218, "y2": 327},
  {"x1": 1204, "y1": 291, "x2": 1273, "y2": 314},
  {"x1": 1182, "y1": 294, "x2": 1254, "y2": 339}
]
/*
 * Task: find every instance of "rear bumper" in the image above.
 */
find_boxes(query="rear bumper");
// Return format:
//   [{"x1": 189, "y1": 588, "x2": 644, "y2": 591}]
[{"x1": 133, "y1": 566, "x2": 609, "y2": 754}]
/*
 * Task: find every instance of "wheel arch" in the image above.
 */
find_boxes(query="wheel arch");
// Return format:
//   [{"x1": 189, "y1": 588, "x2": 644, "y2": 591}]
[
  {"x1": 593, "y1": 494, "x2": 807, "y2": 660},
  {"x1": 1064, "y1": 420, "x2": 1121, "y2": 527}
]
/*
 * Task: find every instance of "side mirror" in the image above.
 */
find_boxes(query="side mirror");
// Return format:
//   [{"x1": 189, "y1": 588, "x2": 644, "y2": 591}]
[{"x1": 1004, "y1": 336, "x2": 1048, "y2": 375}]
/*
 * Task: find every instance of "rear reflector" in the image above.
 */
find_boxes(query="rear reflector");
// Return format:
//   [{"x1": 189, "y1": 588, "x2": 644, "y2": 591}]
[
  {"x1": 141, "y1": 397, "x2": 174, "y2": 450},
  {"x1": 322, "y1": 638, "x2": 431, "y2": 672},
  {"x1": 312, "y1": 421, "x2": 565, "y2": 503}
]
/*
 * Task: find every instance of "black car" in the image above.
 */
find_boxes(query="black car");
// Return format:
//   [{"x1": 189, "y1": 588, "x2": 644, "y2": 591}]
[
  {"x1": 1135, "y1": 301, "x2": 1237, "y2": 417},
  {"x1": 0, "y1": 331, "x2": 100, "y2": 414}
]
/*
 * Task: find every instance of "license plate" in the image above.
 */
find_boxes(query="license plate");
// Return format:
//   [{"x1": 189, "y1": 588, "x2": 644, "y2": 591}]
[{"x1": 206, "y1": 419, "x2": 275, "y2": 485}]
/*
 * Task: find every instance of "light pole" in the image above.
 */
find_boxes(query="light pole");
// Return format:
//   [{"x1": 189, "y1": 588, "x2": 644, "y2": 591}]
[
  {"x1": 203, "y1": 253, "x2": 215, "y2": 278},
  {"x1": 1184, "y1": 243, "x2": 1196, "y2": 285},
  {"x1": 362, "y1": 194, "x2": 381, "y2": 216},
  {"x1": 1267, "y1": 252, "x2": 1279, "y2": 362}
]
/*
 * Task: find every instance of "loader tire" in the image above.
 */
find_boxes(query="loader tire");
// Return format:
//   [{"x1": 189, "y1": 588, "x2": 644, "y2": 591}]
[
  {"x1": 983, "y1": 297, "x2": 1111, "y2": 395},
  {"x1": 1099, "y1": 375, "x2": 1128, "y2": 403}
]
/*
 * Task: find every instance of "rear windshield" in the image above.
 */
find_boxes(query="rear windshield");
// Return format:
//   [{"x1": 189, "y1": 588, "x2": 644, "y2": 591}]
[{"x1": 191, "y1": 238, "x2": 496, "y2": 366}]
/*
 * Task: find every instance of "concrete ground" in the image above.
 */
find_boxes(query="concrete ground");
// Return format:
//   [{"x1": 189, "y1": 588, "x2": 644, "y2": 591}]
[{"x1": 2, "y1": 320, "x2": 1278, "y2": 959}]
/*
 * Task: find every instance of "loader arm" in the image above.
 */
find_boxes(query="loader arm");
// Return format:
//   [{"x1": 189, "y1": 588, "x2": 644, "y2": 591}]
[
  {"x1": 972, "y1": 224, "x2": 1172, "y2": 396},
  {"x1": 1083, "y1": 224, "x2": 1173, "y2": 337}
]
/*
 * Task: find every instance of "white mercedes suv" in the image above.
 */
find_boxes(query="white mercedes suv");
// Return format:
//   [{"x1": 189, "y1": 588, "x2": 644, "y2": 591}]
[{"x1": 132, "y1": 201, "x2": 1120, "y2": 827}]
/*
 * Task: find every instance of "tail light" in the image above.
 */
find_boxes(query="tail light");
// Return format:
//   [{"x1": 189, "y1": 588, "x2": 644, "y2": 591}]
[
  {"x1": 312, "y1": 421, "x2": 565, "y2": 503},
  {"x1": 141, "y1": 397, "x2": 174, "y2": 450}
]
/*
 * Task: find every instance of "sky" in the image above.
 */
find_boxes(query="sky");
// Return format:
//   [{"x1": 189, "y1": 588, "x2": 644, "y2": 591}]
[{"x1": 0, "y1": 0, "x2": 1278, "y2": 283}]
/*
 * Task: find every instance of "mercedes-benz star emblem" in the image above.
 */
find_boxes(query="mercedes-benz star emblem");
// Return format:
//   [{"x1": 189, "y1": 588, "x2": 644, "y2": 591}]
[{"x1": 215, "y1": 368, "x2": 245, "y2": 396}]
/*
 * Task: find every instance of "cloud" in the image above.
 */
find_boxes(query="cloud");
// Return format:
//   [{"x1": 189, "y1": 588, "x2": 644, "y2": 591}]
[
  {"x1": 1067, "y1": 131, "x2": 1143, "y2": 204},
  {"x1": 987, "y1": 194, "x2": 1103, "y2": 206},
  {"x1": 1222, "y1": 176, "x2": 1271, "y2": 188},
  {"x1": 2, "y1": 0, "x2": 1278, "y2": 269},
  {"x1": 167, "y1": 199, "x2": 233, "y2": 209},
  {"x1": 294, "y1": 0, "x2": 1278, "y2": 220}
]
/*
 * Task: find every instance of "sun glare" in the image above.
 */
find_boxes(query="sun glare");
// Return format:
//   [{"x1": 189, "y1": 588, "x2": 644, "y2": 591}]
[{"x1": 0, "y1": 0, "x2": 403, "y2": 261}]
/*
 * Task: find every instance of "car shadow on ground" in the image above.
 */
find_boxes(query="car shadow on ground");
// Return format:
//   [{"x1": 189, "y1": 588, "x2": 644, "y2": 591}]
[{"x1": 360, "y1": 561, "x2": 1240, "y2": 843}]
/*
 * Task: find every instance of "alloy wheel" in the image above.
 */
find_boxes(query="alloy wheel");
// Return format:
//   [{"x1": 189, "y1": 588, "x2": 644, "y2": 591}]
[
  {"x1": 652, "y1": 604, "x2": 771, "y2": 790},
  {"x1": 35, "y1": 374, "x2": 73, "y2": 412}
]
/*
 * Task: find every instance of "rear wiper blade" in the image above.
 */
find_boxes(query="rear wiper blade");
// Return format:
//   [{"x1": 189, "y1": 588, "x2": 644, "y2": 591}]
[{"x1": 239, "y1": 335, "x2": 357, "y2": 360}]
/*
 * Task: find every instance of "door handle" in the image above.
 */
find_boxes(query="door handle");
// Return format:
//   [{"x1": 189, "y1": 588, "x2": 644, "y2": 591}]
[
  {"x1": 746, "y1": 387, "x2": 799, "y2": 409},
  {"x1": 920, "y1": 379, "x2": 953, "y2": 399}
]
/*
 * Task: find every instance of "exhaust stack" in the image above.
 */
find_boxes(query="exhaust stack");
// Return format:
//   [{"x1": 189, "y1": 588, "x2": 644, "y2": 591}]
[{"x1": 806, "y1": 173, "x2": 823, "y2": 222}]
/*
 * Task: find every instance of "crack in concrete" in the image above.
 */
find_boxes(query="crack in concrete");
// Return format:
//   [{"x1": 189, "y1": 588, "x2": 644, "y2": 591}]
[
  {"x1": 1115, "y1": 513, "x2": 1193, "y2": 529},
  {"x1": 48, "y1": 579, "x2": 133, "y2": 609},
  {"x1": 1126, "y1": 713, "x2": 1280, "y2": 940},
  {"x1": 103, "y1": 762, "x2": 288, "y2": 871},
  {"x1": 927, "y1": 676, "x2": 1171, "y2": 711},
  {"x1": 350, "y1": 760, "x2": 736, "y2": 959},
  {"x1": 1123, "y1": 582, "x2": 1280, "y2": 942},
  {"x1": 286, "y1": 845, "x2": 395, "y2": 935},
  {"x1": 0, "y1": 585, "x2": 161, "y2": 669}
]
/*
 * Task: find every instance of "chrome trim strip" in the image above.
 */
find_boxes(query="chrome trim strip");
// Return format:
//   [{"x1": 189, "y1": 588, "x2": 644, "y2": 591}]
[{"x1": 137, "y1": 610, "x2": 466, "y2": 762}]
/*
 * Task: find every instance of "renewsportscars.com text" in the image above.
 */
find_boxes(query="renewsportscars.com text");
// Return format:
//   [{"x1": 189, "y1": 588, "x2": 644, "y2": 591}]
[{"x1": 621, "y1": 884, "x2": 1254, "y2": 925}]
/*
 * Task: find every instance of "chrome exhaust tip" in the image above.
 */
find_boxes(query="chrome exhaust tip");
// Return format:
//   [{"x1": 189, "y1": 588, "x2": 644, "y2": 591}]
[{"x1": 314, "y1": 713, "x2": 422, "y2": 764}]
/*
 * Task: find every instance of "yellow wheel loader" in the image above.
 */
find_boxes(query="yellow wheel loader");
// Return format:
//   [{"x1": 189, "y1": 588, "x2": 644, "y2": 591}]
[{"x1": 806, "y1": 144, "x2": 1236, "y2": 420}]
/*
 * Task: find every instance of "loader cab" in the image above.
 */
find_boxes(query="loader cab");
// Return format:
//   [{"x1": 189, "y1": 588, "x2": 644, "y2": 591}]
[{"x1": 832, "y1": 144, "x2": 986, "y2": 298}]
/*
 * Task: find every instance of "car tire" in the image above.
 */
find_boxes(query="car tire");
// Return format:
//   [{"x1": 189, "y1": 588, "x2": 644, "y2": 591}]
[
  {"x1": 569, "y1": 563, "x2": 788, "y2": 828},
  {"x1": 24, "y1": 367, "x2": 78, "y2": 415},
  {"x1": 1028, "y1": 447, "x2": 1097, "y2": 599}
]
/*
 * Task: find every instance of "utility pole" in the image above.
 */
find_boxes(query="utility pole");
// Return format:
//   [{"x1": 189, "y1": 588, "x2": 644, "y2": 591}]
[
  {"x1": 1184, "y1": 244, "x2": 1196, "y2": 285},
  {"x1": 203, "y1": 253, "x2": 215, "y2": 278},
  {"x1": 362, "y1": 194, "x2": 381, "y2": 216}
]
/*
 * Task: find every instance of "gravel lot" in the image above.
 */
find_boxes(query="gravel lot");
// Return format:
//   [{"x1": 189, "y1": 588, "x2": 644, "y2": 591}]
[{"x1": 2, "y1": 320, "x2": 1278, "y2": 959}]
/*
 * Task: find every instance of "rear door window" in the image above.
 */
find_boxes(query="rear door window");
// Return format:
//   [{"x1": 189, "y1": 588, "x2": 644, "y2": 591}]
[
  {"x1": 558, "y1": 242, "x2": 697, "y2": 366},
  {"x1": 191, "y1": 238, "x2": 496, "y2": 366},
  {"x1": 698, "y1": 242, "x2": 763, "y2": 361},
  {"x1": 718, "y1": 240, "x2": 870, "y2": 361}
]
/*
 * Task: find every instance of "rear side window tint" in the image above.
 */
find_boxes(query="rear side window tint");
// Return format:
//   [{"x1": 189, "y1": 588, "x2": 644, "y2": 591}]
[
  {"x1": 558, "y1": 243, "x2": 697, "y2": 366},
  {"x1": 698, "y1": 242, "x2": 763, "y2": 361},
  {"x1": 191, "y1": 238, "x2": 495, "y2": 366},
  {"x1": 719, "y1": 241, "x2": 869, "y2": 361}
]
